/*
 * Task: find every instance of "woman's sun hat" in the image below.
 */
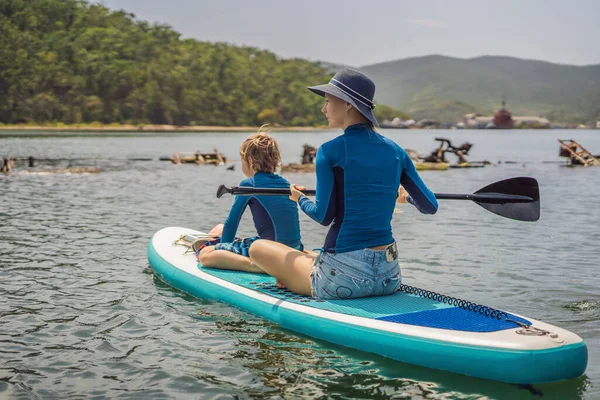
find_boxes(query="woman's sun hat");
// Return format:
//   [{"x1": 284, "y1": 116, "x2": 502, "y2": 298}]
[{"x1": 308, "y1": 68, "x2": 379, "y2": 127}]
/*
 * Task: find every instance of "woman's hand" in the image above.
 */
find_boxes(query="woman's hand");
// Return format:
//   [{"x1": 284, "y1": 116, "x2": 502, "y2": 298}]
[
  {"x1": 290, "y1": 184, "x2": 306, "y2": 203},
  {"x1": 397, "y1": 186, "x2": 409, "y2": 203}
]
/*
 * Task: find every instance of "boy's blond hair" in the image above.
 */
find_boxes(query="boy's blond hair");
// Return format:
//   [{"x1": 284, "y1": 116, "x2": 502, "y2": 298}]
[{"x1": 239, "y1": 125, "x2": 281, "y2": 173}]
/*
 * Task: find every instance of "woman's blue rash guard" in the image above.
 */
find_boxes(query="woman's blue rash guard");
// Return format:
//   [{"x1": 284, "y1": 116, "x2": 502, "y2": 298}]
[
  {"x1": 298, "y1": 123, "x2": 438, "y2": 253},
  {"x1": 221, "y1": 172, "x2": 303, "y2": 250}
]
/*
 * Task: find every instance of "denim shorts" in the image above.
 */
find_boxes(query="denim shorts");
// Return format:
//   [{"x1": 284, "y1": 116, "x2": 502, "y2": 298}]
[{"x1": 310, "y1": 243, "x2": 401, "y2": 300}]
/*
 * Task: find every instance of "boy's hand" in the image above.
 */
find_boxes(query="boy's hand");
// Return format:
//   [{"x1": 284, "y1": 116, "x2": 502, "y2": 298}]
[
  {"x1": 290, "y1": 184, "x2": 306, "y2": 203},
  {"x1": 397, "y1": 186, "x2": 409, "y2": 203}
]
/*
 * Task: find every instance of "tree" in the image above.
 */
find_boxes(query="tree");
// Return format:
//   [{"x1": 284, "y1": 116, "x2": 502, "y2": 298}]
[{"x1": 0, "y1": 0, "x2": 407, "y2": 127}]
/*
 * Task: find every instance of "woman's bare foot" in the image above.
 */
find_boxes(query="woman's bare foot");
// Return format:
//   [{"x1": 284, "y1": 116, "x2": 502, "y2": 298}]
[{"x1": 208, "y1": 223, "x2": 224, "y2": 236}]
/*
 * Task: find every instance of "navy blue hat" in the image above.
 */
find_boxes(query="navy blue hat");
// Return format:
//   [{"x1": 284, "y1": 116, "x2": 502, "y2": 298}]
[{"x1": 308, "y1": 68, "x2": 379, "y2": 127}]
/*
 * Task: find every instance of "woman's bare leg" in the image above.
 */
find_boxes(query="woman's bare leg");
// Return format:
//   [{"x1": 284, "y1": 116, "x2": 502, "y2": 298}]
[
  {"x1": 249, "y1": 239, "x2": 315, "y2": 296},
  {"x1": 275, "y1": 249, "x2": 318, "y2": 288},
  {"x1": 198, "y1": 246, "x2": 265, "y2": 274}
]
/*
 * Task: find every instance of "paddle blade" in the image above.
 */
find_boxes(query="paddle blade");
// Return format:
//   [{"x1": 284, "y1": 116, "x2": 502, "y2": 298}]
[
  {"x1": 474, "y1": 177, "x2": 540, "y2": 201},
  {"x1": 474, "y1": 177, "x2": 540, "y2": 221},
  {"x1": 475, "y1": 200, "x2": 540, "y2": 221}
]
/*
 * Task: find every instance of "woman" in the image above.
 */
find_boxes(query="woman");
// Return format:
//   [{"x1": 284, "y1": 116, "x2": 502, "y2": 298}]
[{"x1": 249, "y1": 68, "x2": 438, "y2": 299}]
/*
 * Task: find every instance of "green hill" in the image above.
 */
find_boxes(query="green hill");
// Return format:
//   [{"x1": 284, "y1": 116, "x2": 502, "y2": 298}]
[
  {"x1": 360, "y1": 55, "x2": 600, "y2": 124},
  {"x1": 0, "y1": 0, "x2": 335, "y2": 126},
  {"x1": 6, "y1": 0, "x2": 594, "y2": 127}
]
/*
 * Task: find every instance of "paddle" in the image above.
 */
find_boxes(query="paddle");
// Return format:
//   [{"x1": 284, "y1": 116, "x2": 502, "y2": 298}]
[{"x1": 216, "y1": 177, "x2": 540, "y2": 222}]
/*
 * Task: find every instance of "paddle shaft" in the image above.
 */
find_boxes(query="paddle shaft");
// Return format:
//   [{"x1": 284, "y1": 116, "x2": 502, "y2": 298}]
[
  {"x1": 220, "y1": 186, "x2": 533, "y2": 204},
  {"x1": 434, "y1": 193, "x2": 534, "y2": 203}
]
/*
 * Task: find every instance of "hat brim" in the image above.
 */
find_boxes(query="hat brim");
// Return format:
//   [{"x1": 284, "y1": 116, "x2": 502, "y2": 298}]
[{"x1": 308, "y1": 84, "x2": 379, "y2": 127}]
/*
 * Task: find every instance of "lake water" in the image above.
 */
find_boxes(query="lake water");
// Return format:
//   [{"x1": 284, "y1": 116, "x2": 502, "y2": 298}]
[{"x1": 1, "y1": 129, "x2": 599, "y2": 399}]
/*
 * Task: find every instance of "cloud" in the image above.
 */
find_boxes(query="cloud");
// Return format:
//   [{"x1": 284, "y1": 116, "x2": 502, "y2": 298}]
[{"x1": 404, "y1": 19, "x2": 447, "y2": 29}]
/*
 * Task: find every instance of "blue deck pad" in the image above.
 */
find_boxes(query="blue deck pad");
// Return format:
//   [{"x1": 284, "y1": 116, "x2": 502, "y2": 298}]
[
  {"x1": 377, "y1": 308, "x2": 530, "y2": 333},
  {"x1": 199, "y1": 266, "x2": 530, "y2": 331},
  {"x1": 199, "y1": 267, "x2": 453, "y2": 319}
]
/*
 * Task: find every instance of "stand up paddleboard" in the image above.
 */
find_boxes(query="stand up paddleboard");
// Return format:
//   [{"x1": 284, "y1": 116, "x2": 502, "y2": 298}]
[{"x1": 148, "y1": 226, "x2": 587, "y2": 384}]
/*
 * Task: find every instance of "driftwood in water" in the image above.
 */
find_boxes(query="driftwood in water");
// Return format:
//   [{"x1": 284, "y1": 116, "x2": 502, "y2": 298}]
[
  {"x1": 281, "y1": 163, "x2": 316, "y2": 173},
  {"x1": 282, "y1": 144, "x2": 316, "y2": 173},
  {"x1": 422, "y1": 138, "x2": 473, "y2": 164},
  {"x1": 558, "y1": 139, "x2": 600, "y2": 166},
  {"x1": 166, "y1": 148, "x2": 227, "y2": 165},
  {"x1": 2, "y1": 158, "x2": 14, "y2": 174},
  {"x1": 407, "y1": 138, "x2": 490, "y2": 169}
]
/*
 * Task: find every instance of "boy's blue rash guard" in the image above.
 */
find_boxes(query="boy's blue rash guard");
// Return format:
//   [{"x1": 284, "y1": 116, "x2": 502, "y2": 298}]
[
  {"x1": 298, "y1": 123, "x2": 438, "y2": 253},
  {"x1": 221, "y1": 172, "x2": 303, "y2": 250}
]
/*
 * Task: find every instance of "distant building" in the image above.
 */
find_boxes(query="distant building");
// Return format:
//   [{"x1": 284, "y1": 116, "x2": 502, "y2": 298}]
[
  {"x1": 464, "y1": 113, "x2": 494, "y2": 129},
  {"x1": 493, "y1": 100, "x2": 514, "y2": 129},
  {"x1": 380, "y1": 118, "x2": 415, "y2": 129},
  {"x1": 596, "y1": 121, "x2": 600, "y2": 129},
  {"x1": 463, "y1": 100, "x2": 550, "y2": 129},
  {"x1": 513, "y1": 116, "x2": 550, "y2": 128}
]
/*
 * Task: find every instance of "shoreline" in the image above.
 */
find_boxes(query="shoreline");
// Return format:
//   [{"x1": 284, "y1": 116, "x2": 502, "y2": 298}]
[
  {"x1": 0, "y1": 124, "x2": 595, "y2": 136},
  {"x1": 0, "y1": 124, "x2": 329, "y2": 134}
]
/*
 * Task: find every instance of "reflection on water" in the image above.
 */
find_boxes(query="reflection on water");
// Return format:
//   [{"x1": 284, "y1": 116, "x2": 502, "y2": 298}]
[{"x1": 0, "y1": 129, "x2": 598, "y2": 398}]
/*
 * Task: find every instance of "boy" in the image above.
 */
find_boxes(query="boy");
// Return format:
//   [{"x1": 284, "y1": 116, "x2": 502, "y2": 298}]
[{"x1": 198, "y1": 127, "x2": 303, "y2": 273}]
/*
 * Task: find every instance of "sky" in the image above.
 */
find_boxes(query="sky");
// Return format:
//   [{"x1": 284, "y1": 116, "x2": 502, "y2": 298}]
[{"x1": 99, "y1": 0, "x2": 600, "y2": 67}]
